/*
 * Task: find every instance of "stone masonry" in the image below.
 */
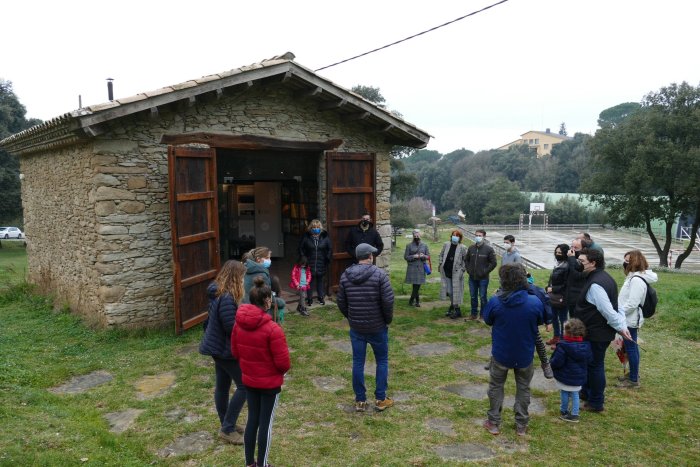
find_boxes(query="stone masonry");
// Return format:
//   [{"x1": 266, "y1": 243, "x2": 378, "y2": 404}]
[{"x1": 19, "y1": 85, "x2": 394, "y2": 328}]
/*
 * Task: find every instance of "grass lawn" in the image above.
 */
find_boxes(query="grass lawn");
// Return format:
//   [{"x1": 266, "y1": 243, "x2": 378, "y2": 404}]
[{"x1": 1, "y1": 234, "x2": 699, "y2": 466}]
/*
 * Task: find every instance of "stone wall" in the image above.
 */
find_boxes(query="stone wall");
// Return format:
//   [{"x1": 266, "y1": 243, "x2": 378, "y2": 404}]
[{"x1": 20, "y1": 84, "x2": 394, "y2": 328}]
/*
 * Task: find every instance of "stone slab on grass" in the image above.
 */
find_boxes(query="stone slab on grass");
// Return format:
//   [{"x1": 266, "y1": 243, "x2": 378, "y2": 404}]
[
  {"x1": 164, "y1": 408, "x2": 202, "y2": 423},
  {"x1": 157, "y1": 431, "x2": 213, "y2": 458},
  {"x1": 312, "y1": 376, "x2": 345, "y2": 392},
  {"x1": 440, "y1": 383, "x2": 488, "y2": 400},
  {"x1": 529, "y1": 370, "x2": 558, "y2": 392},
  {"x1": 135, "y1": 371, "x2": 176, "y2": 400},
  {"x1": 328, "y1": 340, "x2": 352, "y2": 354},
  {"x1": 105, "y1": 408, "x2": 144, "y2": 433},
  {"x1": 435, "y1": 443, "x2": 496, "y2": 462},
  {"x1": 406, "y1": 342, "x2": 455, "y2": 357},
  {"x1": 426, "y1": 417, "x2": 457, "y2": 436},
  {"x1": 49, "y1": 370, "x2": 113, "y2": 394},
  {"x1": 476, "y1": 345, "x2": 492, "y2": 358},
  {"x1": 453, "y1": 360, "x2": 490, "y2": 377}
]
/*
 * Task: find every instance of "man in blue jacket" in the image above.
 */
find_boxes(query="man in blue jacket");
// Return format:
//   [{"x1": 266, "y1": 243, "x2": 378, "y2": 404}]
[
  {"x1": 337, "y1": 243, "x2": 394, "y2": 413},
  {"x1": 482, "y1": 264, "x2": 544, "y2": 437}
]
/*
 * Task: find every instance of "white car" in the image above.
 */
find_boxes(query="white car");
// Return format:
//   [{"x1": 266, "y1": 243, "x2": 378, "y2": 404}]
[{"x1": 0, "y1": 227, "x2": 24, "y2": 239}]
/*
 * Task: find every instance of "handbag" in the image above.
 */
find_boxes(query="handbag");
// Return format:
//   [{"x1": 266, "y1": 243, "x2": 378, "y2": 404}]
[
  {"x1": 423, "y1": 257, "x2": 432, "y2": 275},
  {"x1": 548, "y1": 292, "x2": 566, "y2": 308}
]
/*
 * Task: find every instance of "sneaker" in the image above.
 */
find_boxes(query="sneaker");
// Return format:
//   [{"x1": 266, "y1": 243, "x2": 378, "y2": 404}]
[
  {"x1": 616, "y1": 378, "x2": 640, "y2": 389},
  {"x1": 468, "y1": 314, "x2": 478, "y2": 321},
  {"x1": 299, "y1": 307, "x2": 310, "y2": 317},
  {"x1": 306, "y1": 298, "x2": 313, "y2": 307},
  {"x1": 482, "y1": 419, "x2": 500, "y2": 435},
  {"x1": 355, "y1": 400, "x2": 369, "y2": 412},
  {"x1": 318, "y1": 298, "x2": 325, "y2": 306},
  {"x1": 516, "y1": 424, "x2": 528, "y2": 436},
  {"x1": 375, "y1": 398, "x2": 394, "y2": 411},
  {"x1": 541, "y1": 362, "x2": 554, "y2": 379},
  {"x1": 218, "y1": 430, "x2": 244, "y2": 445},
  {"x1": 560, "y1": 413, "x2": 580, "y2": 423},
  {"x1": 560, "y1": 410, "x2": 569, "y2": 416}
]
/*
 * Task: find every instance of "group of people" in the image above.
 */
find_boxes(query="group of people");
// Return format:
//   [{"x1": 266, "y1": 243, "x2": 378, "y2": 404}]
[
  {"x1": 479, "y1": 232, "x2": 657, "y2": 436},
  {"x1": 198, "y1": 224, "x2": 657, "y2": 465}
]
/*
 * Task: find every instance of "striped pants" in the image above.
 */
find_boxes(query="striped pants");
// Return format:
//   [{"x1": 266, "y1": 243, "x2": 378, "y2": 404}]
[{"x1": 244, "y1": 387, "x2": 280, "y2": 467}]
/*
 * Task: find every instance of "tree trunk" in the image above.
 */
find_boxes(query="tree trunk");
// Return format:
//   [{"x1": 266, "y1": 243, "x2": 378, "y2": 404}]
[
  {"x1": 645, "y1": 215, "x2": 671, "y2": 267},
  {"x1": 674, "y1": 202, "x2": 700, "y2": 269}
]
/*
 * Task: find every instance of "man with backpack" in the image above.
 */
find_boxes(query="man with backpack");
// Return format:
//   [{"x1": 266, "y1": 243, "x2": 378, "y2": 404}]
[
  {"x1": 572, "y1": 248, "x2": 632, "y2": 413},
  {"x1": 617, "y1": 250, "x2": 658, "y2": 389}
]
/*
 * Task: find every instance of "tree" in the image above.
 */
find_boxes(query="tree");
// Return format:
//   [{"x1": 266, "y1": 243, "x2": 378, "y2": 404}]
[
  {"x1": 585, "y1": 82, "x2": 700, "y2": 268},
  {"x1": 0, "y1": 79, "x2": 41, "y2": 225},
  {"x1": 481, "y1": 178, "x2": 529, "y2": 224},
  {"x1": 351, "y1": 85, "x2": 386, "y2": 108},
  {"x1": 597, "y1": 102, "x2": 641, "y2": 128},
  {"x1": 559, "y1": 122, "x2": 568, "y2": 136}
]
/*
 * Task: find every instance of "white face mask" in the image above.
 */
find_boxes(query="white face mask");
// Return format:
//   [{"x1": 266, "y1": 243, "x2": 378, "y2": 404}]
[
  {"x1": 475, "y1": 236, "x2": 483, "y2": 243},
  {"x1": 504, "y1": 243, "x2": 512, "y2": 250}
]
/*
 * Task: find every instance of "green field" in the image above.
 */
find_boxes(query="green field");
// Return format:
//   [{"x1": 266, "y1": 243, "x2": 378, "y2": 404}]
[{"x1": 1, "y1": 236, "x2": 698, "y2": 466}]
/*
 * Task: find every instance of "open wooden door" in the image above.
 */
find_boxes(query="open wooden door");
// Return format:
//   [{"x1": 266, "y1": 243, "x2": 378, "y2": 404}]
[
  {"x1": 168, "y1": 146, "x2": 220, "y2": 334},
  {"x1": 326, "y1": 152, "x2": 376, "y2": 295}
]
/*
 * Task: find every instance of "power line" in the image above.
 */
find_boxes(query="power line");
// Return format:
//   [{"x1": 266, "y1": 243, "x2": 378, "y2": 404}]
[{"x1": 314, "y1": 0, "x2": 510, "y2": 72}]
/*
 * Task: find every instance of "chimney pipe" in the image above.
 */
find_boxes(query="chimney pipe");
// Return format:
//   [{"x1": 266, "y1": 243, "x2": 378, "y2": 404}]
[{"x1": 107, "y1": 78, "x2": 114, "y2": 101}]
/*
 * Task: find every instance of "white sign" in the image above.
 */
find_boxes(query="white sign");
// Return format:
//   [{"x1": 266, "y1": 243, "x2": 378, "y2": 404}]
[{"x1": 530, "y1": 203, "x2": 545, "y2": 212}]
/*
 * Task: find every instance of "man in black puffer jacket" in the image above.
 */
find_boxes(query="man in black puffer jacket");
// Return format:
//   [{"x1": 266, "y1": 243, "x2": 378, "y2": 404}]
[{"x1": 337, "y1": 243, "x2": 394, "y2": 413}]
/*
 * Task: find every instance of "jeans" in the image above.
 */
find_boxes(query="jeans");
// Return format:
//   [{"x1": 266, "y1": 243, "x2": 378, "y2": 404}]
[
  {"x1": 487, "y1": 358, "x2": 534, "y2": 428},
  {"x1": 469, "y1": 278, "x2": 489, "y2": 317},
  {"x1": 245, "y1": 388, "x2": 280, "y2": 467},
  {"x1": 350, "y1": 328, "x2": 389, "y2": 401},
  {"x1": 213, "y1": 357, "x2": 247, "y2": 434},
  {"x1": 581, "y1": 340, "x2": 611, "y2": 409},
  {"x1": 552, "y1": 306, "x2": 568, "y2": 338},
  {"x1": 560, "y1": 390, "x2": 580, "y2": 416},
  {"x1": 623, "y1": 327, "x2": 640, "y2": 382}
]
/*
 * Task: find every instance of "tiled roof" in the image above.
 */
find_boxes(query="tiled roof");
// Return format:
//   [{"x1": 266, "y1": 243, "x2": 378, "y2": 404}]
[{"x1": 1, "y1": 52, "x2": 430, "y2": 154}]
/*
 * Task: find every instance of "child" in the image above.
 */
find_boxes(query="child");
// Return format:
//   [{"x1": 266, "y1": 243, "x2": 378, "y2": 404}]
[
  {"x1": 289, "y1": 255, "x2": 312, "y2": 316},
  {"x1": 550, "y1": 318, "x2": 593, "y2": 423}
]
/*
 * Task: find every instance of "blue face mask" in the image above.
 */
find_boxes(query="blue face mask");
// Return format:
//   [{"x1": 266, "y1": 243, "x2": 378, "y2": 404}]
[
  {"x1": 475, "y1": 236, "x2": 483, "y2": 243},
  {"x1": 451, "y1": 236, "x2": 459, "y2": 244},
  {"x1": 262, "y1": 259, "x2": 272, "y2": 268},
  {"x1": 311, "y1": 228, "x2": 321, "y2": 235}
]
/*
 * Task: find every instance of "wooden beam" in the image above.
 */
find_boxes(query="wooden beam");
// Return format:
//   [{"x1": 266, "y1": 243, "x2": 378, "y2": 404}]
[
  {"x1": 83, "y1": 125, "x2": 104, "y2": 137},
  {"x1": 216, "y1": 88, "x2": 224, "y2": 99},
  {"x1": 343, "y1": 111, "x2": 370, "y2": 122},
  {"x1": 160, "y1": 132, "x2": 343, "y2": 151},
  {"x1": 281, "y1": 71, "x2": 292, "y2": 83},
  {"x1": 295, "y1": 86, "x2": 322, "y2": 99},
  {"x1": 381, "y1": 124, "x2": 395, "y2": 133},
  {"x1": 318, "y1": 99, "x2": 347, "y2": 111},
  {"x1": 188, "y1": 96, "x2": 196, "y2": 107},
  {"x1": 150, "y1": 107, "x2": 159, "y2": 119}
]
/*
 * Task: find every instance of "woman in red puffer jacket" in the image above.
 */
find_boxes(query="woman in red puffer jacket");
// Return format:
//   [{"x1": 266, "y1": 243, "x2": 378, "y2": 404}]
[{"x1": 231, "y1": 276, "x2": 290, "y2": 467}]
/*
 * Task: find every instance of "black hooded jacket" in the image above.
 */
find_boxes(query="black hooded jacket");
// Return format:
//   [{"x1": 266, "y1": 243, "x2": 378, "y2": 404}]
[{"x1": 337, "y1": 263, "x2": 394, "y2": 333}]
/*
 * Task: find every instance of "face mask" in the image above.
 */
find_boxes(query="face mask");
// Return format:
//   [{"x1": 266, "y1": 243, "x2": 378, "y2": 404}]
[
  {"x1": 413, "y1": 237, "x2": 420, "y2": 243},
  {"x1": 623, "y1": 261, "x2": 630, "y2": 270},
  {"x1": 555, "y1": 254, "x2": 566, "y2": 261},
  {"x1": 311, "y1": 228, "x2": 321, "y2": 235},
  {"x1": 475, "y1": 236, "x2": 483, "y2": 243},
  {"x1": 503, "y1": 243, "x2": 512, "y2": 250},
  {"x1": 451, "y1": 236, "x2": 459, "y2": 244},
  {"x1": 262, "y1": 259, "x2": 272, "y2": 268},
  {"x1": 527, "y1": 275, "x2": 534, "y2": 284},
  {"x1": 361, "y1": 220, "x2": 370, "y2": 227}
]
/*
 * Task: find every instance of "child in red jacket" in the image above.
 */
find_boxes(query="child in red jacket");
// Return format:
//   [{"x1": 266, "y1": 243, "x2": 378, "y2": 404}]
[
  {"x1": 231, "y1": 276, "x2": 291, "y2": 467},
  {"x1": 289, "y1": 255, "x2": 312, "y2": 316}
]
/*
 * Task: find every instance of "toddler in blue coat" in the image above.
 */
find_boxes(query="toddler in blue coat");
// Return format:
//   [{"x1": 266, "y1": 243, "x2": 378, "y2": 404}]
[{"x1": 549, "y1": 318, "x2": 593, "y2": 423}]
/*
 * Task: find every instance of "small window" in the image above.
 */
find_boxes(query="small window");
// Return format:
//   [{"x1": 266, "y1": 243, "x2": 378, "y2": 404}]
[
  {"x1": 544, "y1": 143, "x2": 549, "y2": 149},
  {"x1": 529, "y1": 139, "x2": 534, "y2": 144},
  {"x1": 535, "y1": 138, "x2": 539, "y2": 144}
]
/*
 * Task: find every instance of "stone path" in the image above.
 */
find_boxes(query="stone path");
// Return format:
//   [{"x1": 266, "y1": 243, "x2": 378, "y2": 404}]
[
  {"x1": 49, "y1": 370, "x2": 113, "y2": 394},
  {"x1": 157, "y1": 431, "x2": 213, "y2": 458},
  {"x1": 434, "y1": 443, "x2": 497, "y2": 462},
  {"x1": 105, "y1": 409, "x2": 144, "y2": 434},
  {"x1": 406, "y1": 342, "x2": 455, "y2": 357},
  {"x1": 134, "y1": 371, "x2": 177, "y2": 400}
]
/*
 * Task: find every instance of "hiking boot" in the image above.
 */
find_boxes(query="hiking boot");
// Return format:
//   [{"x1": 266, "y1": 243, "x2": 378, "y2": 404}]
[
  {"x1": 450, "y1": 308, "x2": 462, "y2": 319},
  {"x1": 582, "y1": 403, "x2": 604, "y2": 413},
  {"x1": 299, "y1": 307, "x2": 310, "y2": 317},
  {"x1": 468, "y1": 314, "x2": 478, "y2": 321},
  {"x1": 445, "y1": 305, "x2": 454, "y2": 317},
  {"x1": 516, "y1": 425, "x2": 528, "y2": 436},
  {"x1": 482, "y1": 419, "x2": 500, "y2": 435},
  {"x1": 541, "y1": 362, "x2": 554, "y2": 379},
  {"x1": 560, "y1": 413, "x2": 580, "y2": 423},
  {"x1": 375, "y1": 398, "x2": 394, "y2": 411},
  {"x1": 218, "y1": 429, "x2": 244, "y2": 445},
  {"x1": 355, "y1": 400, "x2": 369, "y2": 412},
  {"x1": 616, "y1": 378, "x2": 640, "y2": 389}
]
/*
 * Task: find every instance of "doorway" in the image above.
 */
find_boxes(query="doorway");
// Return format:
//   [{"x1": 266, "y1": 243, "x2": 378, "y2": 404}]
[{"x1": 215, "y1": 149, "x2": 321, "y2": 301}]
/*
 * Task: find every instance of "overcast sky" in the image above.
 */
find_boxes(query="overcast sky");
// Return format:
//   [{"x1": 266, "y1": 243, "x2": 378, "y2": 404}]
[{"x1": 3, "y1": 0, "x2": 699, "y2": 153}]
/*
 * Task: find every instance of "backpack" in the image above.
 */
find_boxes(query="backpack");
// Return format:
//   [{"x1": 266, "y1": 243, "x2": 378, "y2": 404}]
[{"x1": 632, "y1": 276, "x2": 658, "y2": 318}]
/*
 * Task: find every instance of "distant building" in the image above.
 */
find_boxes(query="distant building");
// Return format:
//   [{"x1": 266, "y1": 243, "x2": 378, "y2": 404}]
[{"x1": 498, "y1": 129, "x2": 571, "y2": 157}]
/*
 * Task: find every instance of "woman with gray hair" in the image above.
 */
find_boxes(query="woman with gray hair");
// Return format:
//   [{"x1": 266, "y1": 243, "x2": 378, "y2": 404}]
[{"x1": 404, "y1": 229, "x2": 430, "y2": 307}]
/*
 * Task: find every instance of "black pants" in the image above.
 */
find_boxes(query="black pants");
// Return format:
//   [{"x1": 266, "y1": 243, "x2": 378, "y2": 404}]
[
  {"x1": 313, "y1": 273, "x2": 326, "y2": 301},
  {"x1": 410, "y1": 284, "x2": 421, "y2": 301},
  {"x1": 213, "y1": 357, "x2": 247, "y2": 434},
  {"x1": 245, "y1": 387, "x2": 281, "y2": 467}
]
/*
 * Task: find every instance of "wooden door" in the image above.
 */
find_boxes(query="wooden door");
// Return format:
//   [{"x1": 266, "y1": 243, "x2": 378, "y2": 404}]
[
  {"x1": 168, "y1": 146, "x2": 220, "y2": 334},
  {"x1": 326, "y1": 152, "x2": 376, "y2": 295}
]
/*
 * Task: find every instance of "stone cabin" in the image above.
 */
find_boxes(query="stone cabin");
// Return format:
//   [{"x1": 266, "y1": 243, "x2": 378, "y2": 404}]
[{"x1": 0, "y1": 53, "x2": 430, "y2": 333}]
